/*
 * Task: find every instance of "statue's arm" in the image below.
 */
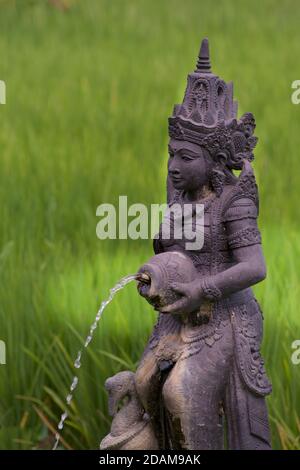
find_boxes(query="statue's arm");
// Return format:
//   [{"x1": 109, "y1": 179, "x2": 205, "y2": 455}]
[
  {"x1": 201, "y1": 161, "x2": 266, "y2": 299},
  {"x1": 160, "y1": 197, "x2": 266, "y2": 314},
  {"x1": 200, "y1": 213, "x2": 266, "y2": 300},
  {"x1": 152, "y1": 174, "x2": 177, "y2": 255},
  {"x1": 153, "y1": 236, "x2": 164, "y2": 255}
]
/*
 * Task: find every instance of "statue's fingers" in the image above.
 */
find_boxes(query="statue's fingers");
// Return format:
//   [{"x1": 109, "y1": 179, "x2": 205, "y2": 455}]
[
  {"x1": 160, "y1": 297, "x2": 187, "y2": 314},
  {"x1": 170, "y1": 282, "x2": 188, "y2": 296}
]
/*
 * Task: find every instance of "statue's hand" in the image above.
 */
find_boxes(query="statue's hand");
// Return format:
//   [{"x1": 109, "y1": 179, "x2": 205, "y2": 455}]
[{"x1": 160, "y1": 280, "x2": 203, "y2": 315}]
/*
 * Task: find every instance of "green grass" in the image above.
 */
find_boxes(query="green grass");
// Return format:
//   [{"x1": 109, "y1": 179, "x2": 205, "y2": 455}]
[{"x1": 0, "y1": 0, "x2": 300, "y2": 450}]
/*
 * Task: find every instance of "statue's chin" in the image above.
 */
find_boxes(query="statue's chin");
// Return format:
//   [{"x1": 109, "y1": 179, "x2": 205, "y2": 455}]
[{"x1": 171, "y1": 180, "x2": 186, "y2": 190}]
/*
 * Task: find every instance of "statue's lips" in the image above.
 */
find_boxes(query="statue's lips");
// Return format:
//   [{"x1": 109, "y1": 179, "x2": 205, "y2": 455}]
[{"x1": 170, "y1": 176, "x2": 183, "y2": 183}]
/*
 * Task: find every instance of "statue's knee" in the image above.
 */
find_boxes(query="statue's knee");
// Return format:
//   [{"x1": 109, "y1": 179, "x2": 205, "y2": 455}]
[
  {"x1": 162, "y1": 367, "x2": 186, "y2": 415},
  {"x1": 134, "y1": 366, "x2": 149, "y2": 405},
  {"x1": 135, "y1": 355, "x2": 160, "y2": 409}
]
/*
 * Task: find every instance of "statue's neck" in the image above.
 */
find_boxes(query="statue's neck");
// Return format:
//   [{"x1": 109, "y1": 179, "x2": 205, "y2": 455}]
[{"x1": 183, "y1": 184, "x2": 214, "y2": 203}]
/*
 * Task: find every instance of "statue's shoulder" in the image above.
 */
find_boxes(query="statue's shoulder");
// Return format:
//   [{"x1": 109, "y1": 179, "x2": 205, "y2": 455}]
[{"x1": 222, "y1": 161, "x2": 259, "y2": 222}]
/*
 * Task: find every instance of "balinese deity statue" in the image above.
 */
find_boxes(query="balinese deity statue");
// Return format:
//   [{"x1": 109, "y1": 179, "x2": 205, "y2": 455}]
[{"x1": 101, "y1": 38, "x2": 272, "y2": 450}]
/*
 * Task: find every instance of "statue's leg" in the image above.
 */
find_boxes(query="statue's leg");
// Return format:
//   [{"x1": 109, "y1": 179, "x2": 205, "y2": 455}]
[
  {"x1": 135, "y1": 347, "x2": 161, "y2": 415},
  {"x1": 225, "y1": 360, "x2": 272, "y2": 450},
  {"x1": 135, "y1": 344, "x2": 170, "y2": 447},
  {"x1": 135, "y1": 313, "x2": 183, "y2": 448},
  {"x1": 162, "y1": 320, "x2": 234, "y2": 450},
  {"x1": 224, "y1": 300, "x2": 272, "y2": 449}
]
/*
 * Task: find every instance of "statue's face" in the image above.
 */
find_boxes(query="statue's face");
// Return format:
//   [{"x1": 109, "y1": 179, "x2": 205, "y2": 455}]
[{"x1": 168, "y1": 139, "x2": 211, "y2": 193}]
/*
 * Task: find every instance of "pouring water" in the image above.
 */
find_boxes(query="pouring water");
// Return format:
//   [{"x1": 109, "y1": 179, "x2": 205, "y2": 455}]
[{"x1": 52, "y1": 273, "x2": 137, "y2": 450}]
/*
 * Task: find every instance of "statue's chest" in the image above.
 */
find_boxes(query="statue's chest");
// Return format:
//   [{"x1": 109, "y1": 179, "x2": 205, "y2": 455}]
[
  {"x1": 159, "y1": 196, "x2": 230, "y2": 274},
  {"x1": 160, "y1": 200, "x2": 226, "y2": 252}
]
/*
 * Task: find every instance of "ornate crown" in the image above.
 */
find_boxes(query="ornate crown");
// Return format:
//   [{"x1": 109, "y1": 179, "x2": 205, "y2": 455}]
[{"x1": 168, "y1": 38, "x2": 258, "y2": 170}]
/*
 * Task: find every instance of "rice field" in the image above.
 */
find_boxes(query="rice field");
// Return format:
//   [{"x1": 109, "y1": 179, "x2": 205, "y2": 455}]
[{"x1": 0, "y1": 0, "x2": 299, "y2": 450}]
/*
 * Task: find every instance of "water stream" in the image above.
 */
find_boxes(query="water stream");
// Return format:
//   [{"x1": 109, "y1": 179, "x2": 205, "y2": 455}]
[{"x1": 52, "y1": 273, "x2": 137, "y2": 450}]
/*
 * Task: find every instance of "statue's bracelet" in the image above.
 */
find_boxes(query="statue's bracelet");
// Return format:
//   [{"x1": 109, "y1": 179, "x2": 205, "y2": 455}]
[{"x1": 200, "y1": 278, "x2": 222, "y2": 301}]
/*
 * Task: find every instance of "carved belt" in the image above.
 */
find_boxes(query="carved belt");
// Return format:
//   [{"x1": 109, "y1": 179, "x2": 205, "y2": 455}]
[{"x1": 222, "y1": 288, "x2": 254, "y2": 308}]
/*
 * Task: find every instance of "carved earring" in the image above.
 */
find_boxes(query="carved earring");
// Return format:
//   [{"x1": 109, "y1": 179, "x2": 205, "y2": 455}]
[
  {"x1": 210, "y1": 152, "x2": 227, "y2": 197},
  {"x1": 210, "y1": 163, "x2": 225, "y2": 197}
]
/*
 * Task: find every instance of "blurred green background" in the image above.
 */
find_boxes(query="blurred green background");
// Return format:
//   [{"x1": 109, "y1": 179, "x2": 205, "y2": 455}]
[{"x1": 0, "y1": 0, "x2": 299, "y2": 450}]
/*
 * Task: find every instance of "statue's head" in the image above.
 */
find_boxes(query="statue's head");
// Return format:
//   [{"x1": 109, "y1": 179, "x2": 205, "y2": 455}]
[
  {"x1": 168, "y1": 138, "x2": 214, "y2": 193},
  {"x1": 105, "y1": 371, "x2": 135, "y2": 416},
  {"x1": 168, "y1": 38, "x2": 258, "y2": 197}
]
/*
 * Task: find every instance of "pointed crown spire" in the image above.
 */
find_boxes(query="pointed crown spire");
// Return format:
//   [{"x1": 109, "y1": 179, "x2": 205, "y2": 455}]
[
  {"x1": 168, "y1": 38, "x2": 258, "y2": 170},
  {"x1": 195, "y1": 38, "x2": 211, "y2": 73}
]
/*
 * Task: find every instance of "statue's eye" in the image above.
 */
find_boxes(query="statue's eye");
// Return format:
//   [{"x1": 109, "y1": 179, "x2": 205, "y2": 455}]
[
  {"x1": 181, "y1": 155, "x2": 194, "y2": 162},
  {"x1": 169, "y1": 152, "x2": 174, "y2": 158}
]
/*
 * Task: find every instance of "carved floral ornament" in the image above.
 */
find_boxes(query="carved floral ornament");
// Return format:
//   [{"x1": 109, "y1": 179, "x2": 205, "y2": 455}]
[{"x1": 168, "y1": 113, "x2": 258, "y2": 170}]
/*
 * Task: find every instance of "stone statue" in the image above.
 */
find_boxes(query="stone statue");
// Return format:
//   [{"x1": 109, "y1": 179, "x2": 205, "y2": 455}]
[
  {"x1": 101, "y1": 38, "x2": 272, "y2": 450},
  {"x1": 100, "y1": 371, "x2": 158, "y2": 450}
]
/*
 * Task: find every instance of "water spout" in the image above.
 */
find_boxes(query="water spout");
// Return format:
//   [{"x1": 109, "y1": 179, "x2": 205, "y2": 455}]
[{"x1": 135, "y1": 272, "x2": 151, "y2": 284}]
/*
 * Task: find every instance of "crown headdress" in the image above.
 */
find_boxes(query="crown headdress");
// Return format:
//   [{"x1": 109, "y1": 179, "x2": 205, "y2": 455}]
[{"x1": 168, "y1": 38, "x2": 257, "y2": 170}]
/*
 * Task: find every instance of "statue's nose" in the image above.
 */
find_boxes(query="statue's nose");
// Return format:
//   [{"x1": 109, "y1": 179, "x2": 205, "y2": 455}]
[{"x1": 169, "y1": 168, "x2": 180, "y2": 177}]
